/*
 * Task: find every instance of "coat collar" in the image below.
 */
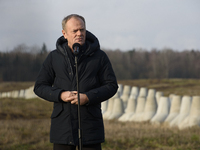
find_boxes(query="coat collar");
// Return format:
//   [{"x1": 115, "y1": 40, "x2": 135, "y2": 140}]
[{"x1": 56, "y1": 30, "x2": 100, "y2": 56}]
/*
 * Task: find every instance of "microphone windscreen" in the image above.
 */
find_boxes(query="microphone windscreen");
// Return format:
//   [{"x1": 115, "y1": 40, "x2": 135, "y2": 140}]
[{"x1": 72, "y1": 43, "x2": 81, "y2": 50}]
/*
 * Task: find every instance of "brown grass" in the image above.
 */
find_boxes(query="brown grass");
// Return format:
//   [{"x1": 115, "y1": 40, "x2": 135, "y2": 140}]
[
  {"x1": 103, "y1": 120, "x2": 200, "y2": 150},
  {"x1": 0, "y1": 82, "x2": 34, "y2": 92},
  {"x1": 0, "y1": 119, "x2": 52, "y2": 150},
  {"x1": 0, "y1": 98, "x2": 53, "y2": 150}
]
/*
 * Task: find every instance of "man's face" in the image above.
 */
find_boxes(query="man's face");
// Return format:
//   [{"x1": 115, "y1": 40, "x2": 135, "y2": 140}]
[{"x1": 62, "y1": 17, "x2": 86, "y2": 50}]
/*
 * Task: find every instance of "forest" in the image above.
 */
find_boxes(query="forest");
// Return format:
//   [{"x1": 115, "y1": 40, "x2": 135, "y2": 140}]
[{"x1": 0, "y1": 43, "x2": 200, "y2": 81}]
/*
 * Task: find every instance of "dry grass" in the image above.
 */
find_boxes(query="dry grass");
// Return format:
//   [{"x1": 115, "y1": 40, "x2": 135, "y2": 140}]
[
  {"x1": 103, "y1": 120, "x2": 200, "y2": 150},
  {"x1": 0, "y1": 98, "x2": 52, "y2": 120},
  {"x1": 1, "y1": 79, "x2": 200, "y2": 150},
  {"x1": 0, "y1": 82, "x2": 34, "y2": 92},
  {"x1": 0, "y1": 98, "x2": 53, "y2": 150},
  {"x1": 0, "y1": 119, "x2": 52, "y2": 150}
]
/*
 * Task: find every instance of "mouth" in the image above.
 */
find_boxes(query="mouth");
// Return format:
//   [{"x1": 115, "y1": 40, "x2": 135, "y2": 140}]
[
  {"x1": 77, "y1": 38, "x2": 83, "y2": 41},
  {"x1": 76, "y1": 38, "x2": 84, "y2": 43}
]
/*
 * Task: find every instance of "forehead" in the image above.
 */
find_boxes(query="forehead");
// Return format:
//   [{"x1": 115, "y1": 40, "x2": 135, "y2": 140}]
[{"x1": 66, "y1": 17, "x2": 85, "y2": 30}]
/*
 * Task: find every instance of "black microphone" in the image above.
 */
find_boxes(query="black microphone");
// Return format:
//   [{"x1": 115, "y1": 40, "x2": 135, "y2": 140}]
[{"x1": 72, "y1": 43, "x2": 81, "y2": 56}]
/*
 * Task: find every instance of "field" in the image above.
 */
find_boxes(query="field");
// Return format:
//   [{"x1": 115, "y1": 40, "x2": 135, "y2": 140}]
[{"x1": 1, "y1": 79, "x2": 200, "y2": 150}]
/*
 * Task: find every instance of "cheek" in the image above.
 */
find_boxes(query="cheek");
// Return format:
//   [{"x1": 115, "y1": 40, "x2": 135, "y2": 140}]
[
  {"x1": 64, "y1": 35, "x2": 68, "y2": 39},
  {"x1": 63, "y1": 33, "x2": 69, "y2": 40}
]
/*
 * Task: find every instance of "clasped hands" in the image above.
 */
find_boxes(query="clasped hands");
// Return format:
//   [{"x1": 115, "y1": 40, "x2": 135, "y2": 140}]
[{"x1": 60, "y1": 91, "x2": 89, "y2": 105}]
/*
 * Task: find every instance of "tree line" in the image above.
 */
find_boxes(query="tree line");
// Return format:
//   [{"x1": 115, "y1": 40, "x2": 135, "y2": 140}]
[
  {"x1": 0, "y1": 44, "x2": 199, "y2": 81},
  {"x1": 0, "y1": 44, "x2": 48, "y2": 81},
  {"x1": 106, "y1": 48, "x2": 200, "y2": 79}
]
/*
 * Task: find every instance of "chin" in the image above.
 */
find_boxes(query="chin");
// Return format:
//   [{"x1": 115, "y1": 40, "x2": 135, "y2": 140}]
[{"x1": 78, "y1": 41, "x2": 85, "y2": 46}]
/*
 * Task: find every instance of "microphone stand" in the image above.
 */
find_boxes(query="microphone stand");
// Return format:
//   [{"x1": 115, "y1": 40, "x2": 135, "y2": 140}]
[{"x1": 74, "y1": 54, "x2": 82, "y2": 150}]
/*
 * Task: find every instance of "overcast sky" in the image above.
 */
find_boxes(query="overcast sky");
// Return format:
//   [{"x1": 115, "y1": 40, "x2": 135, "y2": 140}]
[{"x1": 0, "y1": 0, "x2": 200, "y2": 52}]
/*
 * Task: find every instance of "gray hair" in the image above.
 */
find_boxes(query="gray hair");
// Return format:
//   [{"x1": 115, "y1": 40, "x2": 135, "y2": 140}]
[{"x1": 62, "y1": 14, "x2": 86, "y2": 30}]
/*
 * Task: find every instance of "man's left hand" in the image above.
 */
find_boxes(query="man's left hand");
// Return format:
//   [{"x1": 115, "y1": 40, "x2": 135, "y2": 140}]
[{"x1": 70, "y1": 93, "x2": 89, "y2": 105}]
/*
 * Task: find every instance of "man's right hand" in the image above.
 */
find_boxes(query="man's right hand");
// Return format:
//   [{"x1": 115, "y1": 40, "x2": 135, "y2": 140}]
[
  {"x1": 60, "y1": 91, "x2": 77, "y2": 102},
  {"x1": 60, "y1": 91, "x2": 89, "y2": 105}
]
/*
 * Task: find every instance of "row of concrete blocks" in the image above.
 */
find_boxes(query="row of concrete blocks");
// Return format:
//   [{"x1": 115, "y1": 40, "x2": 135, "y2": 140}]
[
  {"x1": 1, "y1": 84, "x2": 199, "y2": 130},
  {"x1": 102, "y1": 84, "x2": 200, "y2": 130},
  {"x1": 0, "y1": 86, "x2": 37, "y2": 99}
]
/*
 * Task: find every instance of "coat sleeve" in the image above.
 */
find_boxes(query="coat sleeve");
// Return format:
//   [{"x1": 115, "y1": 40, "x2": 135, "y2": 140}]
[
  {"x1": 85, "y1": 52, "x2": 118, "y2": 105},
  {"x1": 34, "y1": 52, "x2": 63, "y2": 102}
]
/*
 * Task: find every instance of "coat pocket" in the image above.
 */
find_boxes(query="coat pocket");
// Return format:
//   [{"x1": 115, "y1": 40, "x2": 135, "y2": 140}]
[
  {"x1": 51, "y1": 102, "x2": 63, "y2": 119},
  {"x1": 87, "y1": 104, "x2": 102, "y2": 119}
]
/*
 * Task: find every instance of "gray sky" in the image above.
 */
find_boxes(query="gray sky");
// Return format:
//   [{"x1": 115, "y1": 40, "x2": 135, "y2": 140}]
[{"x1": 0, "y1": 0, "x2": 200, "y2": 52}]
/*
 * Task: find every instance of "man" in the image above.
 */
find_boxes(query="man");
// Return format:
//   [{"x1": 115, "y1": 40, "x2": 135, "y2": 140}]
[{"x1": 34, "y1": 14, "x2": 118, "y2": 150}]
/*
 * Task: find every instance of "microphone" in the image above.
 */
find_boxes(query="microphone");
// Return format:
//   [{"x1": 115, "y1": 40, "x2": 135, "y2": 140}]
[{"x1": 72, "y1": 43, "x2": 81, "y2": 56}]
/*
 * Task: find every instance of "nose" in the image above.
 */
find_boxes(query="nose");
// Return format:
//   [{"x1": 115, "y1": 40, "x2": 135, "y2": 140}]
[{"x1": 77, "y1": 30, "x2": 82, "y2": 36}]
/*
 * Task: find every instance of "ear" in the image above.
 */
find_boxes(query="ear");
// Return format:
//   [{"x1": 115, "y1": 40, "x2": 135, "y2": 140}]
[{"x1": 62, "y1": 30, "x2": 67, "y2": 39}]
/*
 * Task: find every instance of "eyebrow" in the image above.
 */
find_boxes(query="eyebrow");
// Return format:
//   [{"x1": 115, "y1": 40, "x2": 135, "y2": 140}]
[{"x1": 73, "y1": 28, "x2": 85, "y2": 32}]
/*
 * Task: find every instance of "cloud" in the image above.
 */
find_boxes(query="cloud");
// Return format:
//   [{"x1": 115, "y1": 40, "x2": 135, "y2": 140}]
[{"x1": 0, "y1": 0, "x2": 200, "y2": 51}]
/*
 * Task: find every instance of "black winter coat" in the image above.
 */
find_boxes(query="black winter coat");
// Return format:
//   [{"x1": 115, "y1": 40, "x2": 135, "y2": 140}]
[{"x1": 34, "y1": 31, "x2": 118, "y2": 145}]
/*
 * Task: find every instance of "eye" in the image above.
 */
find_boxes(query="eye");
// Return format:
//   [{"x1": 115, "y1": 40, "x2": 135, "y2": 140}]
[{"x1": 73, "y1": 30, "x2": 78, "y2": 33}]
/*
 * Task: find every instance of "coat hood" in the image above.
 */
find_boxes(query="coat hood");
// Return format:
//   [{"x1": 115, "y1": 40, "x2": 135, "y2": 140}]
[{"x1": 56, "y1": 30, "x2": 100, "y2": 56}]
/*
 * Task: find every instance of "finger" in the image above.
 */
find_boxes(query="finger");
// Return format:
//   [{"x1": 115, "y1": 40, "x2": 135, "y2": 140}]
[
  {"x1": 64, "y1": 96, "x2": 74, "y2": 102},
  {"x1": 71, "y1": 99, "x2": 77, "y2": 104},
  {"x1": 71, "y1": 91, "x2": 78, "y2": 95}
]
